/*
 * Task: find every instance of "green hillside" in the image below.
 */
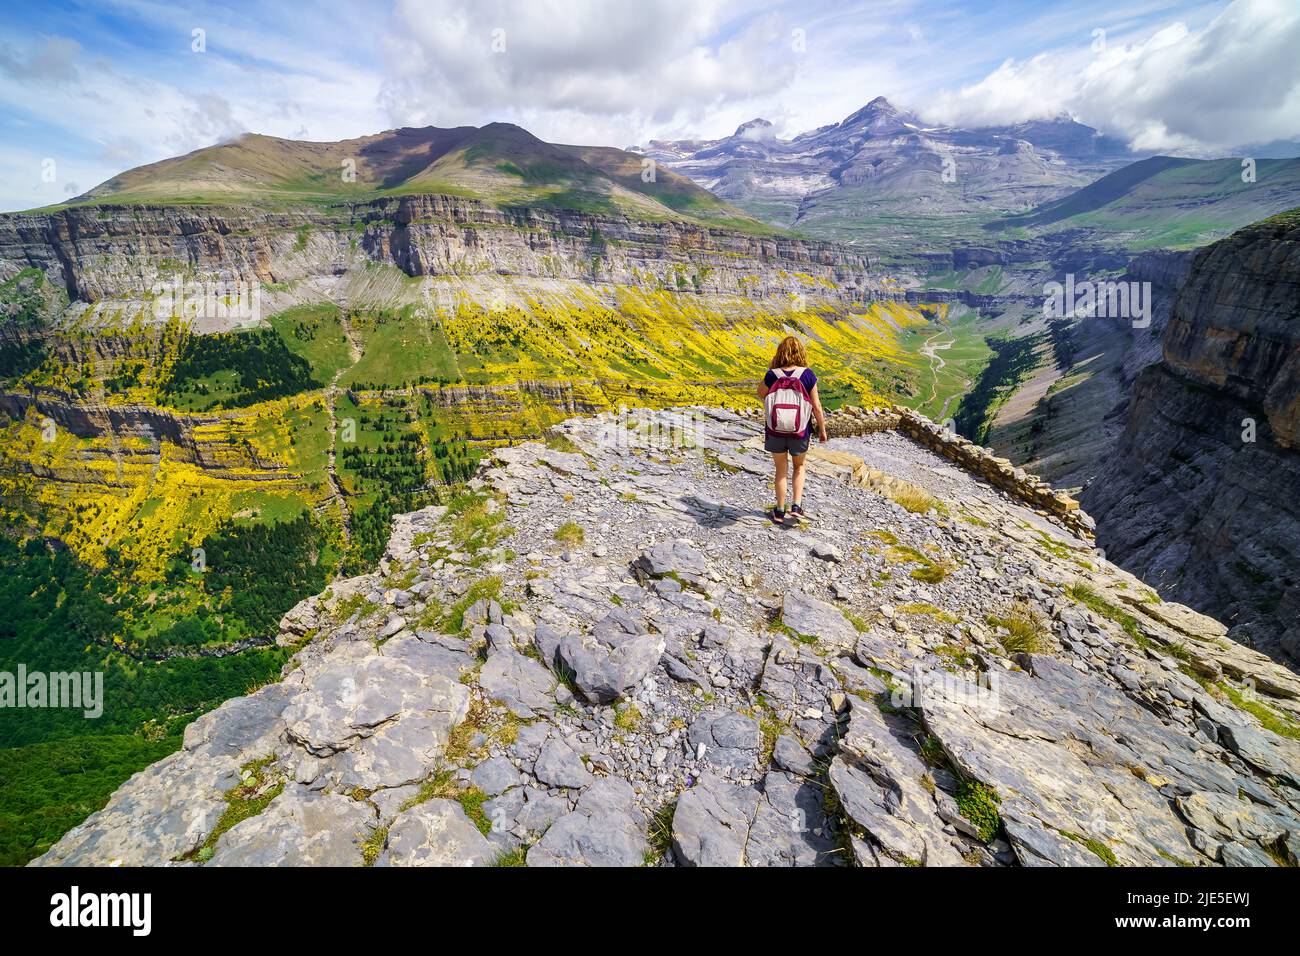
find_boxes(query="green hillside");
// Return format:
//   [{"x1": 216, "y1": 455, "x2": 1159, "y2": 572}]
[
  {"x1": 41, "y1": 124, "x2": 777, "y2": 233},
  {"x1": 993, "y1": 156, "x2": 1300, "y2": 249}
]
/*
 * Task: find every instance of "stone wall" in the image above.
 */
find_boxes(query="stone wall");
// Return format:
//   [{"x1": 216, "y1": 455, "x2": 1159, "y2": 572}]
[{"x1": 749, "y1": 403, "x2": 1097, "y2": 540}]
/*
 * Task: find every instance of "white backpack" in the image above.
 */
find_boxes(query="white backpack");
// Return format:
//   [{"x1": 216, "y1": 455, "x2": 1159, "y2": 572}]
[{"x1": 765, "y1": 367, "x2": 812, "y2": 435}]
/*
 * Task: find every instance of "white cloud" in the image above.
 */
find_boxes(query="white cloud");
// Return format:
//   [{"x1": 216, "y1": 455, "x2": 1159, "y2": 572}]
[
  {"x1": 378, "y1": 0, "x2": 800, "y2": 139},
  {"x1": 0, "y1": 35, "x2": 81, "y2": 84},
  {"x1": 0, "y1": 146, "x2": 115, "y2": 213},
  {"x1": 923, "y1": 0, "x2": 1300, "y2": 153},
  {"x1": 0, "y1": 5, "x2": 391, "y2": 210}
]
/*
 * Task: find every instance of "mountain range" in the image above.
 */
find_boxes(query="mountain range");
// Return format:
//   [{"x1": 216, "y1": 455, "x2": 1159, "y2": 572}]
[
  {"x1": 66, "y1": 122, "x2": 771, "y2": 234},
  {"x1": 41, "y1": 101, "x2": 1300, "y2": 264},
  {"x1": 639, "y1": 97, "x2": 1133, "y2": 237},
  {"x1": 640, "y1": 97, "x2": 1300, "y2": 256}
]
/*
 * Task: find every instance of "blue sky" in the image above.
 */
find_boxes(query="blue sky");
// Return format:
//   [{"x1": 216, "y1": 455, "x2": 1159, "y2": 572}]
[{"x1": 0, "y1": 0, "x2": 1296, "y2": 211}]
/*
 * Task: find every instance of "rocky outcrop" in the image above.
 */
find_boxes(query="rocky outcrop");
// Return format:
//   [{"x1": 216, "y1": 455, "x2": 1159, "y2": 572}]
[
  {"x1": 35, "y1": 406, "x2": 1300, "y2": 867},
  {"x1": 1084, "y1": 209, "x2": 1300, "y2": 664},
  {"x1": 0, "y1": 196, "x2": 872, "y2": 307}
]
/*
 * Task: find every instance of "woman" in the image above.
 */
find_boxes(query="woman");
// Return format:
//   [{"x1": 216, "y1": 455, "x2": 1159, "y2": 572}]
[{"x1": 756, "y1": 335, "x2": 828, "y2": 526}]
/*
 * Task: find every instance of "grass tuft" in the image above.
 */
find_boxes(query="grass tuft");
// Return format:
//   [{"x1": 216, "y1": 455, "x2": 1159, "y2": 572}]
[
  {"x1": 186, "y1": 755, "x2": 283, "y2": 862},
  {"x1": 361, "y1": 825, "x2": 388, "y2": 866},
  {"x1": 614, "y1": 701, "x2": 643, "y2": 732},
  {"x1": 1068, "y1": 583, "x2": 1144, "y2": 644},
  {"x1": 955, "y1": 779, "x2": 1002, "y2": 843},
  {"x1": 898, "y1": 602, "x2": 959, "y2": 623},
  {"x1": 986, "y1": 601, "x2": 1047, "y2": 654},
  {"x1": 885, "y1": 485, "x2": 943, "y2": 514},
  {"x1": 1218, "y1": 682, "x2": 1300, "y2": 740},
  {"x1": 553, "y1": 521, "x2": 585, "y2": 547},
  {"x1": 544, "y1": 432, "x2": 581, "y2": 454},
  {"x1": 1062, "y1": 829, "x2": 1119, "y2": 866},
  {"x1": 491, "y1": 846, "x2": 529, "y2": 867},
  {"x1": 644, "y1": 801, "x2": 677, "y2": 866}
]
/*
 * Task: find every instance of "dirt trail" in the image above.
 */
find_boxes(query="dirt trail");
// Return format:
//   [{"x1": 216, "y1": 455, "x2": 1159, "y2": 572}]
[
  {"x1": 919, "y1": 331, "x2": 960, "y2": 418},
  {"x1": 323, "y1": 310, "x2": 364, "y2": 546}
]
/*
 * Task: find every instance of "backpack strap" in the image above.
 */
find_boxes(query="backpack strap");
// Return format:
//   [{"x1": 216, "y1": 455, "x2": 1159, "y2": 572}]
[{"x1": 780, "y1": 366, "x2": 805, "y2": 379}]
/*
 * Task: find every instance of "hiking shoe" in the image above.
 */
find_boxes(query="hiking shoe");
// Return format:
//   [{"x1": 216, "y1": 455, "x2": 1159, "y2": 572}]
[
  {"x1": 791, "y1": 503, "x2": 811, "y2": 522},
  {"x1": 769, "y1": 507, "x2": 787, "y2": 526}
]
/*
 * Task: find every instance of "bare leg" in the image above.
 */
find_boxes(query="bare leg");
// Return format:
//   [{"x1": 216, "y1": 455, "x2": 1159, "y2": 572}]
[
  {"x1": 791, "y1": 454, "x2": 807, "y2": 505},
  {"x1": 772, "y1": 451, "x2": 788, "y2": 509}
]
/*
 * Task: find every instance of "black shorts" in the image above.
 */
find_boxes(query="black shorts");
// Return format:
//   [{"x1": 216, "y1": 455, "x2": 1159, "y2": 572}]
[{"x1": 765, "y1": 433, "x2": 810, "y2": 455}]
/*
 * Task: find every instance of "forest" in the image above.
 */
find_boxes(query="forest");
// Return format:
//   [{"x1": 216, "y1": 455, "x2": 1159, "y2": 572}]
[
  {"x1": 952, "y1": 333, "x2": 1046, "y2": 444},
  {"x1": 196, "y1": 512, "x2": 334, "y2": 639},
  {"x1": 161, "y1": 328, "x2": 320, "y2": 409},
  {"x1": 0, "y1": 529, "x2": 304, "y2": 864}
]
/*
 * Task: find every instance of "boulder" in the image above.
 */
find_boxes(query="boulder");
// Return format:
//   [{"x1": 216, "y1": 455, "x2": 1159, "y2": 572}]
[
  {"x1": 636, "y1": 538, "x2": 709, "y2": 587},
  {"x1": 528, "y1": 778, "x2": 647, "y2": 867},
  {"x1": 781, "y1": 590, "x2": 858, "y2": 649},
  {"x1": 377, "y1": 799, "x2": 495, "y2": 867},
  {"x1": 672, "y1": 773, "x2": 760, "y2": 867},
  {"x1": 209, "y1": 786, "x2": 375, "y2": 867},
  {"x1": 533, "y1": 736, "x2": 594, "y2": 789},
  {"x1": 479, "y1": 648, "x2": 557, "y2": 718},
  {"x1": 558, "y1": 610, "x2": 665, "y2": 704}
]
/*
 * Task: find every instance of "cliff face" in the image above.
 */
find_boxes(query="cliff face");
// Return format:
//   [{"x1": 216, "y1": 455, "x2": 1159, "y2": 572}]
[
  {"x1": 0, "y1": 387, "x2": 293, "y2": 480},
  {"x1": 0, "y1": 196, "x2": 872, "y2": 306},
  {"x1": 1160, "y1": 216, "x2": 1300, "y2": 449},
  {"x1": 1084, "y1": 210, "x2": 1300, "y2": 663},
  {"x1": 1118, "y1": 248, "x2": 1194, "y2": 381},
  {"x1": 0, "y1": 206, "x2": 309, "y2": 303}
]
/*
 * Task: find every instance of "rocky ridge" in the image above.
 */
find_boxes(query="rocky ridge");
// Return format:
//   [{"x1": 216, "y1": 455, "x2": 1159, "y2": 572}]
[{"x1": 35, "y1": 406, "x2": 1300, "y2": 867}]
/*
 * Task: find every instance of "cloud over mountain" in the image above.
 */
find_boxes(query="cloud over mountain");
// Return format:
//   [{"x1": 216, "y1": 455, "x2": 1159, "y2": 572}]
[{"x1": 923, "y1": 0, "x2": 1300, "y2": 154}]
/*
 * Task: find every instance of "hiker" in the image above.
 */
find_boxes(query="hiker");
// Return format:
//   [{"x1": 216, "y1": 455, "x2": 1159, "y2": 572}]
[{"x1": 757, "y1": 335, "x2": 828, "y2": 526}]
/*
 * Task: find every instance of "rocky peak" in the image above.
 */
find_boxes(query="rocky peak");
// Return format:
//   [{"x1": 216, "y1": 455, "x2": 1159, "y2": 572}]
[
  {"x1": 36, "y1": 405, "x2": 1300, "y2": 868},
  {"x1": 838, "y1": 96, "x2": 913, "y2": 133},
  {"x1": 734, "y1": 118, "x2": 775, "y2": 140}
]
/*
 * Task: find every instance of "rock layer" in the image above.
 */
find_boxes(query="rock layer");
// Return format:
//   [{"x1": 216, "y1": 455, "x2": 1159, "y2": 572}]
[{"x1": 0, "y1": 196, "x2": 871, "y2": 306}]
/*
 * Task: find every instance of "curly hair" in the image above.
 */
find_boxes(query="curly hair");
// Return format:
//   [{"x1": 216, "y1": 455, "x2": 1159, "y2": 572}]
[{"x1": 770, "y1": 335, "x2": 808, "y2": 369}]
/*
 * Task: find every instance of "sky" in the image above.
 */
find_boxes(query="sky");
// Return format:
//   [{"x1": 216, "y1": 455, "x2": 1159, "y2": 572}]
[{"x1": 0, "y1": 0, "x2": 1297, "y2": 211}]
